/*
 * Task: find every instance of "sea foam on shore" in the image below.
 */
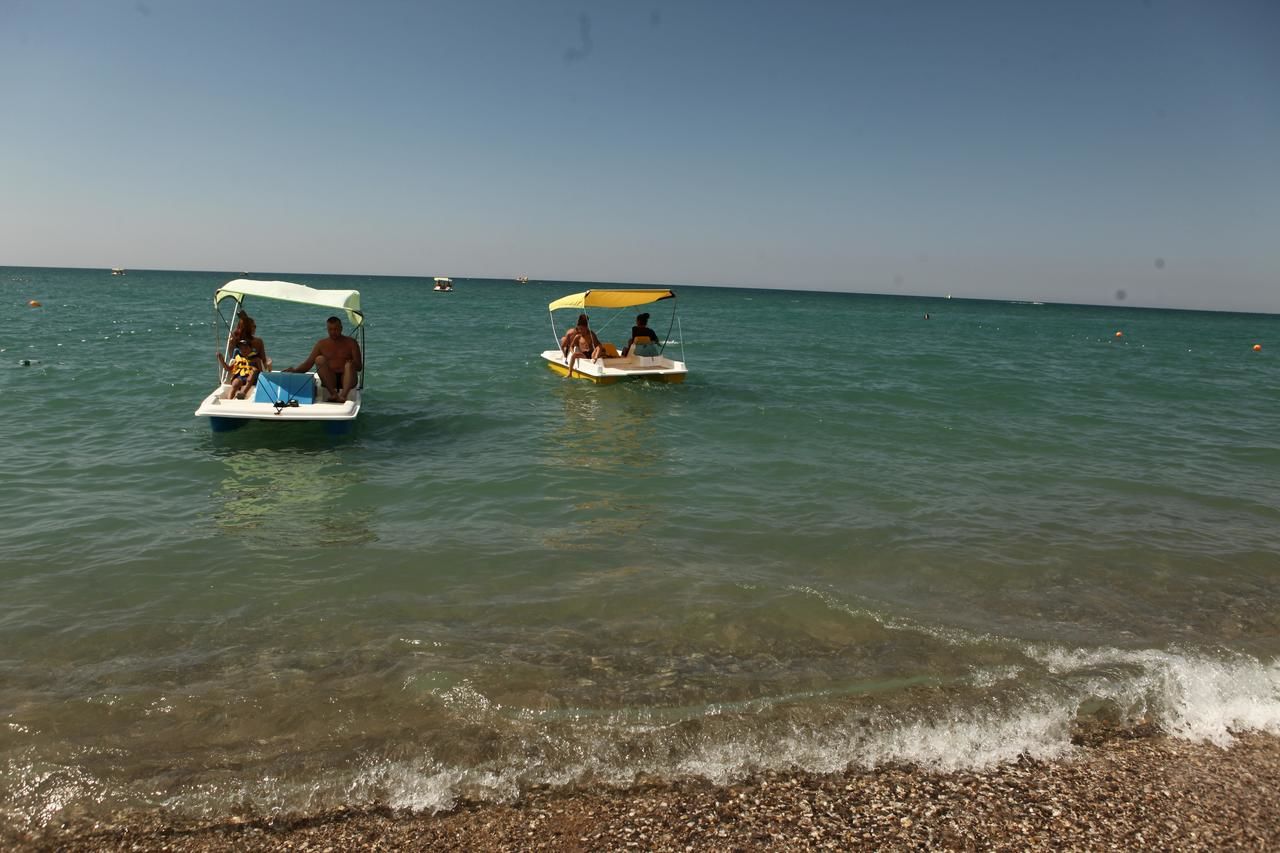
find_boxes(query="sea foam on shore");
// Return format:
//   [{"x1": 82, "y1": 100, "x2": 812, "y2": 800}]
[{"x1": 21, "y1": 729, "x2": 1280, "y2": 852}]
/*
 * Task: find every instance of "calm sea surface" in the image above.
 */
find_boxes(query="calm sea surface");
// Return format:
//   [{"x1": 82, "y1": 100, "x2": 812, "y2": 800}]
[{"x1": 2, "y1": 266, "x2": 1279, "y2": 829}]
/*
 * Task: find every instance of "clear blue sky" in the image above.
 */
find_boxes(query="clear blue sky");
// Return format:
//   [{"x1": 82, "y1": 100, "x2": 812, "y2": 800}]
[{"x1": 2, "y1": 0, "x2": 1277, "y2": 312}]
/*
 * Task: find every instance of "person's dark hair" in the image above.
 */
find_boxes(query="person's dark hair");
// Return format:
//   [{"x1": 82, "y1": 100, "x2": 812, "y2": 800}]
[
  {"x1": 577, "y1": 313, "x2": 589, "y2": 326},
  {"x1": 637, "y1": 312, "x2": 650, "y2": 323},
  {"x1": 327, "y1": 315, "x2": 342, "y2": 325}
]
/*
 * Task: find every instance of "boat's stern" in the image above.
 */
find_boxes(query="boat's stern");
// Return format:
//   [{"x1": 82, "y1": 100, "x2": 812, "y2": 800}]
[{"x1": 194, "y1": 372, "x2": 362, "y2": 430}]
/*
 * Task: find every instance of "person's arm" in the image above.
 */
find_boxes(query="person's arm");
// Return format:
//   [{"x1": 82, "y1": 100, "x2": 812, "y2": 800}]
[{"x1": 283, "y1": 341, "x2": 322, "y2": 373}]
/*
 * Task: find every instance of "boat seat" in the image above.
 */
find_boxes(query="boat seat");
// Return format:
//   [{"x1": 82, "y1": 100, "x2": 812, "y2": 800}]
[
  {"x1": 254, "y1": 371, "x2": 315, "y2": 405},
  {"x1": 629, "y1": 336, "x2": 662, "y2": 365}
]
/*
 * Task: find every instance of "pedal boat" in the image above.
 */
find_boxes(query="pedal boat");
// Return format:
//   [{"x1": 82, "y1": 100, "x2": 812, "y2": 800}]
[
  {"x1": 194, "y1": 279, "x2": 365, "y2": 433},
  {"x1": 540, "y1": 288, "x2": 687, "y2": 384}
]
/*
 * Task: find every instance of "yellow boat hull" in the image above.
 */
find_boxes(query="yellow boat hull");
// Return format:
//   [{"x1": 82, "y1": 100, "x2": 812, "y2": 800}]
[{"x1": 542, "y1": 352, "x2": 687, "y2": 384}]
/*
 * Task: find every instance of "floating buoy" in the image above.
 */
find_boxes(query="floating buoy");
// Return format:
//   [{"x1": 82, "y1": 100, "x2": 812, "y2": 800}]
[
  {"x1": 28, "y1": 300, "x2": 41, "y2": 307},
  {"x1": 1254, "y1": 344, "x2": 1262, "y2": 352},
  {"x1": 1114, "y1": 331, "x2": 1123, "y2": 338}
]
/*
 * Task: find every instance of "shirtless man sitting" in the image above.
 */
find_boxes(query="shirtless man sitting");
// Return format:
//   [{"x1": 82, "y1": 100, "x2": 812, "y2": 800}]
[{"x1": 283, "y1": 316, "x2": 363, "y2": 403}]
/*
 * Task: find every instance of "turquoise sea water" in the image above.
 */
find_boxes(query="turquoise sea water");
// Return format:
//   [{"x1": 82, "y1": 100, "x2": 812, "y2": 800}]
[{"x1": 2, "y1": 266, "x2": 1279, "y2": 830}]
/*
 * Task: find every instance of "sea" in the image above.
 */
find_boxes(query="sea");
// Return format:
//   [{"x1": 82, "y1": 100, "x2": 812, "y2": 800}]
[{"x1": 2, "y1": 266, "x2": 1278, "y2": 832}]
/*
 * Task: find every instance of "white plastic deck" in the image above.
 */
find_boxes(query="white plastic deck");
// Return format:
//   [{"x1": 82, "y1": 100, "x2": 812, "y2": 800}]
[{"x1": 540, "y1": 349, "x2": 687, "y2": 381}]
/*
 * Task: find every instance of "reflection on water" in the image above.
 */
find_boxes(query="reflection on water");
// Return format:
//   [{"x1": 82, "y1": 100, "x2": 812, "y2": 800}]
[
  {"x1": 549, "y1": 384, "x2": 665, "y2": 473},
  {"x1": 541, "y1": 385, "x2": 673, "y2": 551},
  {"x1": 211, "y1": 445, "x2": 375, "y2": 546}
]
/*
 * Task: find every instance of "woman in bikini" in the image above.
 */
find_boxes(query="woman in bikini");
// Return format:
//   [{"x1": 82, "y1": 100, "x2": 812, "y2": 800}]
[
  {"x1": 216, "y1": 313, "x2": 272, "y2": 398},
  {"x1": 565, "y1": 314, "x2": 602, "y2": 378},
  {"x1": 228, "y1": 313, "x2": 271, "y2": 371}
]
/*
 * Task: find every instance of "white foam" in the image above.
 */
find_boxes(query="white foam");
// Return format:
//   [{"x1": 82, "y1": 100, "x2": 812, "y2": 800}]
[
  {"x1": 1029, "y1": 644, "x2": 1280, "y2": 746},
  {"x1": 797, "y1": 584, "x2": 1280, "y2": 748},
  {"x1": 348, "y1": 760, "x2": 518, "y2": 813},
  {"x1": 851, "y1": 705, "x2": 1075, "y2": 772},
  {"x1": 309, "y1": 648, "x2": 1280, "y2": 821},
  {"x1": 10, "y1": 641, "x2": 1280, "y2": 831}
]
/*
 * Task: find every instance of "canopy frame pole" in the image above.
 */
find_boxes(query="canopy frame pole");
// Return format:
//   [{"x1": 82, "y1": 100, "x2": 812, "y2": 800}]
[
  {"x1": 216, "y1": 297, "x2": 243, "y2": 384},
  {"x1": 659, "y1": 301, "x2": 678, "y2": 356},
  {"x1": 355, "y1": 314, "x2": 366, "y2": 389},
  {"x1": 595, "y1": 312, "x2": 622, "y2": 338}
]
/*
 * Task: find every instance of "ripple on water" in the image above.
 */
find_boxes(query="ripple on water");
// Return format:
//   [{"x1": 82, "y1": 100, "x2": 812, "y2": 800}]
[{"x1": 2, "y1": 270, "x2": 1279, "y2": 830}]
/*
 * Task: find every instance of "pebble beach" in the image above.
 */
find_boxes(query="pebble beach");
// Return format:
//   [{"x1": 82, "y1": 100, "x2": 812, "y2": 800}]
[{"x1": 20, "y1": 728, "x2": 1280, "y2": 851}]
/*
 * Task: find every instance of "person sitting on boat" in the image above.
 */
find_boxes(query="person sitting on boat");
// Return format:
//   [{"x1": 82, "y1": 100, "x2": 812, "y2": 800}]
[
  {"x1": 564, "y1": 314, "x2": 603, "y2": 377},
  {"x1": 622, "y1": 312, "x2": 661, "y2": 357},
  {"x1": 560, "y1": 313, "x2": 589, "y2": 355},
  {"x1": 216, "y1": 338, "x2": 266, "y2": 399},
  {"x1": 229, "y1": 313, "x2": 272, "y2": 371},
  {"x1": 283, "y1": 315, "x2": 363, "y2": 404}
]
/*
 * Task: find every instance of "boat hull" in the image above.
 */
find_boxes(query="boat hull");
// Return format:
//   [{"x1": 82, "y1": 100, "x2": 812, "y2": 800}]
[
  {"x1": 541, "y1": 350, "x2": 687, "y2": 383},
  {"x1": 194, "y1": 382, "x2": 361, "y2": 431}
]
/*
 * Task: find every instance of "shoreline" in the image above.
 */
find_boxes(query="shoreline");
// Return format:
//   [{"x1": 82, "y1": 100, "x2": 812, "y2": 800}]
[{"x1": 17, "y1": 727, "x2": 1280, "y2": 851}]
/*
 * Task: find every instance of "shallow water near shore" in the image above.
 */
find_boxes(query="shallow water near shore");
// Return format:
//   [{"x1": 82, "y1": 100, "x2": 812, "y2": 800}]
[{"x1": 2, "y1": 266, "x2": 1279, "y2": 829}]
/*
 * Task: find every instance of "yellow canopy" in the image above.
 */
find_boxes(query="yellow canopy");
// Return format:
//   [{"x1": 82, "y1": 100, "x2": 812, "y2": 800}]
[{"x1": 548, "y1": 289, "x2": 675, "y2": 311}]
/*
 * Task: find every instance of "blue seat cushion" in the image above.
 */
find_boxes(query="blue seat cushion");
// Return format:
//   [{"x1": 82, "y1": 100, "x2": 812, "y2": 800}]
[{"x1": 253, "y1": 371, "x2": 315, "y2": 404}]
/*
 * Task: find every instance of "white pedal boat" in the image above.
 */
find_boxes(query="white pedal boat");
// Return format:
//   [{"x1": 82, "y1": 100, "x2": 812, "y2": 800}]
[
  {"x1": 194, "y1": 279, "x2": 365, "y2": 434},
  {"x1": 540, "y1": 288, "x2": 687, "y2": 384}
]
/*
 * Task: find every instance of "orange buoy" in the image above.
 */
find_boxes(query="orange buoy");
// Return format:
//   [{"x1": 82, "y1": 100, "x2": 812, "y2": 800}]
[
  {"x1": 28, "y1": 300, "x2": 41, "y2": 307},
  {"x1": 1114, "y1": 331, "x2": 1123, "y2": 338},
  {"x1": 1254, "y1": 344, "x2": 1262, "y2": 352}
]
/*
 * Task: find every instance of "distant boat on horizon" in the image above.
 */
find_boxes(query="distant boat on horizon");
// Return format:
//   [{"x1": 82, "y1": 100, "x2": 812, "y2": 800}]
[
  {"x1": 516, "y1": 275, "x2": 529, "y2": 284},
  {"x1": 111, "y1": 267, "x2": 126, "y2": 276}
]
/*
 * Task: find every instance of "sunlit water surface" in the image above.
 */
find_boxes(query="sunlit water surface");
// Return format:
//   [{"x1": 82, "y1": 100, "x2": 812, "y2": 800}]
[{"x1": 2, "y1": 267, "x2": 1278, "y2": 829}]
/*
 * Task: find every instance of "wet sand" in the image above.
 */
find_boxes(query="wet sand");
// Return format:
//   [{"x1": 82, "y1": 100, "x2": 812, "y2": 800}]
[{"x1": 17, "y1": 728, "x2": 1280, "y2": 851}]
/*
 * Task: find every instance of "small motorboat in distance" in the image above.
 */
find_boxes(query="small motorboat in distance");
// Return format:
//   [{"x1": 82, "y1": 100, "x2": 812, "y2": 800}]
[
  {"x1": 193, "y1": 279, "x2": 365, "y2": 434},
  {"x1": 541, "y1": 288, "x2": 687, "y2": 384},
  {"x1": 516, "y1": 275, "x2": 529, "y2": 284},
  {"x1": 433, "y1": 277, "x2": 453, "y2": 291},
  {"x1": 111, "y1": 267, "x2": 126, "y2": 276}
]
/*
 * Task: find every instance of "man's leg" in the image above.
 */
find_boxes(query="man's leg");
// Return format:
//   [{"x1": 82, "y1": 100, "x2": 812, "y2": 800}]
[
  {"x1": 314, "y1": 355, "x2": 339, "y2": 401},
  {"x1": 337, "y1": 362, "x2": 357, "y2": 403}
]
